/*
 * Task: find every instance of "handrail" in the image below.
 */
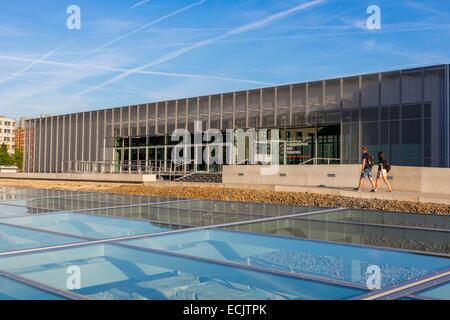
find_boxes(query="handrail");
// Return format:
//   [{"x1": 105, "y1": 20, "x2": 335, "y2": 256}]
[
  {"x1": 174, "y1": 171, "x2": 197, "y2": 182},
  {"x1": 62, "y1": 157, "x2": 342, "y2": 176},
  {"x1": 299, "y1": 158, "x2": 341, "y2": 165},
  {"x1": 169, "y1": 159, "x2": 195, "y2": 181},
  {"x1": 62, "y1": 159, "x2": 199, "y2": 177},
  {"x1": 236, "y1": 159, "x2": 249, "y2": 165}
]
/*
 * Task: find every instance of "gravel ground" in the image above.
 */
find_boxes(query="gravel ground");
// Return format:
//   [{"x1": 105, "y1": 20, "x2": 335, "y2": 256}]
[{"x1": 1, "y1": 179, "x2": 450, "y2": 215}]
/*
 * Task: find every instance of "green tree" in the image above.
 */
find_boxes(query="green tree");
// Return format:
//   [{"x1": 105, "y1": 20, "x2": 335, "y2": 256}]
[
  {"x1": 0, "y1": 144, "x2": 12, "y2": 166},
  {"x1": 12, "y1": 147, "x2": 24, "y2": 170}
]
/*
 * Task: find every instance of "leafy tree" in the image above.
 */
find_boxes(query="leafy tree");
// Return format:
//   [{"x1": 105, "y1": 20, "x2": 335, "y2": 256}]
[
  {"x1": 0, "y1": 144, "x2": 12, "y2": 166},
  {"x1": 12, "y1": 147, "x2": 24, "y2": 170}
]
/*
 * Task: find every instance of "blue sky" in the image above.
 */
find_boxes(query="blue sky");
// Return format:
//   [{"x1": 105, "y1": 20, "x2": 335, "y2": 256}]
[{"x1": 0, "y1": 0, "x2": 449, "y2": 119}]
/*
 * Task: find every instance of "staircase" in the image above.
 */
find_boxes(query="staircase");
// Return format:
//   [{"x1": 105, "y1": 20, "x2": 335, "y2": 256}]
[{"x1": 176, "y1": 173, "x2": 223, "y2": 183}]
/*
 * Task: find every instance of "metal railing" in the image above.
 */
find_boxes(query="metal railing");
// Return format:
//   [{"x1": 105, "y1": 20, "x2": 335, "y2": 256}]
[
  {"x1": 299, "y1": 158, "x2": 342, "y2": 165},
  {"x1": 63, "y1": 160, "x2": 172, "y2": 175},
  {"x1": 63, "y1": 160, "x2": 206, "y2": 180},
  {"x1": 62, "y1": 157, "x2": 341, "y2": 178}
]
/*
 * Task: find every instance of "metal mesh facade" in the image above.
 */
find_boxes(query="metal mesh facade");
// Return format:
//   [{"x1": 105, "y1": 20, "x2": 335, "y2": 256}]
[{"x1": 23, "y1": 64, "x2": 450, "y2": 173}]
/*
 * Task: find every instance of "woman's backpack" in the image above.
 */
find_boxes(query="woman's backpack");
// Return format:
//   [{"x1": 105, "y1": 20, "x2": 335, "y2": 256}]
[{"x1": 385, "y1": 162, "x2": 392, "y2": 173}]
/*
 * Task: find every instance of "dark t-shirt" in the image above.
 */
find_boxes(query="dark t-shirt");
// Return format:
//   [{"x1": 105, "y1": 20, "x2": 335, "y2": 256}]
[
  {"x1": 362, "y1": 153, "x2": 371, "y2": 169},
  {"x1": 379, "y1": 159, "x2": 387, "y2": 170}
]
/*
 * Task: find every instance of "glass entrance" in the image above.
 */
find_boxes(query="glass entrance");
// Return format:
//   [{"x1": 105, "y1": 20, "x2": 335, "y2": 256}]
[
  {"x1": 285, "y1": 125, "x2": 340, "y2": 164},
  {"x1": 317, "y1": 125, "x2": 340, "y2": 163}
]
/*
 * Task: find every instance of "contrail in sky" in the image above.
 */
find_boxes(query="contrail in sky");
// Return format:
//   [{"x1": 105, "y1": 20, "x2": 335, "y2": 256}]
[
  {"x1": 75, "y1": 0, "x2": 324, "y2": 97},
  {"x1": 72, "y1": 0, "x2": 207, "y2": 63},
  {"x1": 130, "y1": 0, "x2": 152, "y2": 11},
  {"x1": 0, "y1": 41, "x2": 72, "y2": 85},
  {"x1": 0, "y1": 54, "x2": 274, "y2": 86}
]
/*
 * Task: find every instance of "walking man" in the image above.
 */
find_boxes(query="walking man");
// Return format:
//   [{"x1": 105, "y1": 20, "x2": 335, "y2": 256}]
[{"x1": 354, "y1": 146, "x2": 376, "y2": 192}]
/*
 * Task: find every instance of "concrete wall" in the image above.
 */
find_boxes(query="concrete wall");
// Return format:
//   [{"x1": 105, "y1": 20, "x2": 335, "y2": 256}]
[
  {"x1": 223, "y1": 165, "x2": 450, "y2": 195},
  {"x1": 0, "y1": 173, "x2": 156, "y2": 184},
  {"x1": 0, "y1": 166, "x2": 18, "y2": 173}
]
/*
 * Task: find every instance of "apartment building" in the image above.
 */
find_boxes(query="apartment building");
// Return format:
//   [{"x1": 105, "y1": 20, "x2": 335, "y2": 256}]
[{"x1": 0, "y1": 116, "x2": 16, "y2": 154}]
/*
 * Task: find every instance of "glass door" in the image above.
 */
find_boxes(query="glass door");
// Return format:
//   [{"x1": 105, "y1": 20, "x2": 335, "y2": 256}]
[
  {"x1": 156, "y1": 147, "x2": 165, "y2": 171},
  {"x1": 138, "y1": 148, "x2": 146, "y2": 172},
  {"x1": 148, "y1": 148, "x2": 156, "y2": 172},
  {"x1": 130, "y1": 149, "x2": 138, "y2": 172},
  {"x1": 317, "y1": 125, "x2": 340, "y2": 164}
]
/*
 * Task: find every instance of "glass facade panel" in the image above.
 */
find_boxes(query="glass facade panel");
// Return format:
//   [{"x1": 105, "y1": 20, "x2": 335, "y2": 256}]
[
  {"x1": 402, "y1": 70, "x2": 422, "y2": 104},
  {"x1": 210, "y1": 95, "x2": 221, "y2": 114},
  {"x1": 177, "y1": 100, "x2": 186, "y2": 130},
  {"x1": 235, "y1": 92, "x2": 246, "y2": 113},
  {"x1": 402, "y1": 119, "x2": 422, "y2": 166},
  {"x1": 157, "y1": 102, "x2": 166, "y2": 119},
  {"x1": 248, "y1": 90, "x2": 260, "y2": 110},
  {"x1": 199, "y1": 97, "x2": 209, "y2": 115},
  {"x1": 90, "y1": 112, "x2": 98, "y2": 162},
  {"x1": 223, "y1": 93, "x2": 233, "y2": 113},
  {"x1": 130, "y1": 106, "x2": 138, "y2": 122},
  {"x1": 325, "y1": 79, "x2": 340, "y2": 109},
  {"x1": 292, "y1": 84, "x2": 306, "y2": 108},
  {"x1": 361, "y1": 122, "x2": 379, "y2": 153},
  {"x1": 381, "y1": 72, "x2": 400, "y2": 105},
  {"x1": 177, "y1": 100, "x2": 186, "y2": 116},
  {"x1": 50, "y1": 117, "x2": 57, "y2": 172},
  {"x1": 361, "y1": 74, "x2": 379, "y2": 107},
  {"x1": 390, "y1": 121, "x2": 401, "y2": 164},
  {"x1": 222, "y1": 112, "x2": 233, "y2": 130},
  {"x1": 277, "y1": 86, "x2": 290, "y2": 108},
  {"x1": 262, "y1": 88, "x2": 275, "y2": 109},
  {"x1": 167, "y1": 101, "x2": 176, "y2": 118},
  {"x1": 308, "y1": 81, "x2": 323, "y2": 110},
  {"x1": 342, "y1": 77, "x2": 359, "y2": 108}
]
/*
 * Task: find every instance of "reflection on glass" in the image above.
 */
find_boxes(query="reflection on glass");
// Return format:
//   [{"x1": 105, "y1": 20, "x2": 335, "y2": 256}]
[
  {"x1": 0, "y1": 244, "x2": 365, "y2": 300},
  {"x1": 307, "y1": 209, "x2": 450, "y2": 230},
  {"x1": 0, "y1": 188, "x2": 87, "y2": 202},
  {"x1": 124, "y1": 229, "x2": 450, "y2": 289},
  {"x1": 0, "y1": 223, "x2": 82, "y2": 253},
  {"x1": 88, "y1": 205, "x2": 265, "y2": 227},
  {"x1": 0, "y1": 204, "x2": 54, "y2": 218},
  {"x1": 0, "y1": 276, "x2": 65, "y2": 300},
  {"x1": 150, "y1": 199, "x2": 321, "y2": 217},
  {"x1": 225, "y1": 218, "x2": 450, "y2": 255},
  {"x1": 415, "y1": 282, "x2": 450, "y2": 300},
  {"x1": 3, "y1": 212, "x2": 183, "y2": 239},
  {"x1": 5, "y1": 193, "x2": 179, "y2": 211}
]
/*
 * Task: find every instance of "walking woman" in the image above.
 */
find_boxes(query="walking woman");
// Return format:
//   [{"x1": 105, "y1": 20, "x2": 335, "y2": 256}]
[{"x1": 374, "y1": 151, "x2": 392, "y2": 192}]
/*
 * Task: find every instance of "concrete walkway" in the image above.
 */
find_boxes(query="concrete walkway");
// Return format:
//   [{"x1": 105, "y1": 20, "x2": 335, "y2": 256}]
[{"x1": 273, "y1": 185, "x2": 450, "y2": 205}]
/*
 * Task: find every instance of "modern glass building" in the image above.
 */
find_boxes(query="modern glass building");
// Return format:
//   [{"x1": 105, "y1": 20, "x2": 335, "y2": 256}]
[{"x1": 23, "y1": 64, "x2": 450, "y2": 174}]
